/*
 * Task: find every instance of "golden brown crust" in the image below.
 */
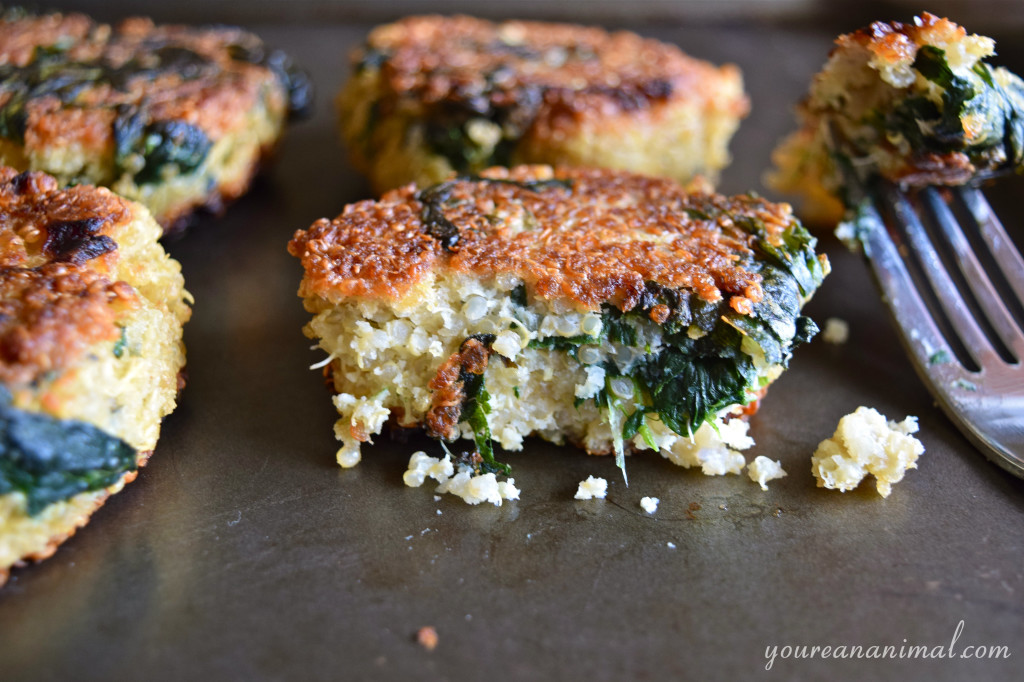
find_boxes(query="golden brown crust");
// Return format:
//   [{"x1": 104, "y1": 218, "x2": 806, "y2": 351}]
[
  {"x1": 357, "y1": 15, "x2": 747, "y2": 133},
  {"x1": 0, "y1": 11, "x2": 94, "y2": 67},
  {"x1": 841, "y1": 12, "x2": 965, "y2": 62},
  {"x1": 289, "y1": 166, "x2": 791, "y2": 314},
  {"x1": 0, "y1": 168, "x2": 141, "y2": 386},
  {"x1": 0, "y1": 265, "x2": 137, "y2": 385},
  {"x1": 0, "y1": 10, "x2": 308, "y2": 231},
  {"x1": 0, "y1": 12, "x2": 286, "y2": 150},
  {"x1": 0, "y1": 167, "x2": 130, "y2": 267}
]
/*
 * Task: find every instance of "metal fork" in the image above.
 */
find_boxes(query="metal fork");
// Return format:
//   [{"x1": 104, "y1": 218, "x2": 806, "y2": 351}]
[{"x1": 850, "y1": 180, "x2": 1024, "y2": 478}]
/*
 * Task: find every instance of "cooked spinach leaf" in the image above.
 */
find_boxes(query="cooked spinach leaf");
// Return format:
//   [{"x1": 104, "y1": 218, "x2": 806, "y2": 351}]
[
  {"x1": 510, "y1": 284, "x2": 528, "y2": 308},
  {"x1": 113, "y1": 326, "x2": 128, "y2": 359},
  {"x1": 423, "y1": 121, "x2": 516, "y2": 174},
  {"x1": 528, "y1": 334, "x2": 596, "y2": 353},
  {"x1": 0, "y1": 387, "x2": 137, "y2": 515},
  {"x1": 885, "y1": 45, "x2": 1024, "y2": 170},
  {"x1": 635, "y1": 348, "x2": 756, "y2": 436},
  {"x1": 441, "y1": 333, "x2": 511, "y2": 475},
  {"x1": 421, "y1": 76, "x2": 543, "y2": 172},
  {"x1": 131, "y1": 120, "x2": 212, "y2": 185},
  {"x1": 464, "y1": 383, "x2": 509, "y2": 475}
]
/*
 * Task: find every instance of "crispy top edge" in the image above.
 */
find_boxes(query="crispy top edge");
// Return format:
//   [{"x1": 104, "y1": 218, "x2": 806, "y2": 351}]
[
  {"x1": 838, "y1": 12, "x2": 978, "y2": 65},
  {"x1": 354, "y1": 14, "x2": 748, "y2": 118},
  {"x1": 289, "y1": 166, "x2": 797, "y2": 313},
  {"x1": 0, "y1": 10, "x2": 292, "y2": 148},
  {"x1": 0, "y1": 167, "x2": 141, "y2": 385}
]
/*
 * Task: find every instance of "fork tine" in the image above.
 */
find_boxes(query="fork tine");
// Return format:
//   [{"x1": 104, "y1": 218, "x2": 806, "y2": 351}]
[
  {"x1": 857, "y1": 195, "x2": 961, "y2": 374},
  {"x1": 957, "y1": 186, "x2": 1024, "y2": 308},
  {"x1": 882, "y1": 184, "x2": 999, "y2": 368},
  {"x1": 920, "y1": 187, "x2": 1024, "y2": 361}
]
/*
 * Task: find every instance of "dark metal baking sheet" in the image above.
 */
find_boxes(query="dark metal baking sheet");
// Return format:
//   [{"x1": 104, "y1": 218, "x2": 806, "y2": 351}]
[{"x1": 2, "y1": 16, "x2": 1023, "y2": 682}]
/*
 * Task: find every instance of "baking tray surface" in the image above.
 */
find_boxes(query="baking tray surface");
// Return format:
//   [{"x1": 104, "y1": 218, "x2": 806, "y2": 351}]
[{"x1": 1, "y1": 19, "x2": 1022, "y2": 682}]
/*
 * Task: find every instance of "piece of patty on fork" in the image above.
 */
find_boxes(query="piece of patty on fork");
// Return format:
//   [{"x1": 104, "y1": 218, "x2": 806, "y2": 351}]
[
  {"x1": 768, "y1": 12, "x2": 1024, "y2": 226},
  {"x1": 289, "y1": 166, "x2": 828, "y2": 485},
  {"x1": 337, "y1": 15, "x2": 748, "y2": 195},
  {"x1": 0, "y1": 9, "x2": 311, "y2": 233},
  {"x1": 0, "y1": 168, "x2": 190, "y2": 585}
]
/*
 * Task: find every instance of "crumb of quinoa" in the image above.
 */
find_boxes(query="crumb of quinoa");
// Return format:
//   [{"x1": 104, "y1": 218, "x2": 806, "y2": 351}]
[
  {"x1": 574, "y1": 476, "x2": 608, "y2": 500},
  {"x1": 747, "y1": 456, "x2": 787, "y2": 490},
  {"x1": 822, "y1": 317, "x2": 849, "y2": 344},
  {"x1": 811, "y1": 407, "x2": 924, "y2": 497},
  {"x1": 640, "y1": 497, "x2": 660, "y2": 514},
  {"x1": 416, "y1": 626, "x2": 439, "y2": 651},
  {"x1": 403, "y1": 451, "x2": 519, "y2": 506}
]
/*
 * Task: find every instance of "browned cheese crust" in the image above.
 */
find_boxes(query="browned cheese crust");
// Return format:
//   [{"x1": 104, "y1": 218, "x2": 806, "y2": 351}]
[
  {"x1": 0, "y1": 13, "x2": 283, "y2": 146},
  {"x1": 0, "y1": 11, "x2": 306, "y2": 230},
  {"x1": 0, "y1": 168, "x2": 141, "y2": 386},
  {"x1": 0, "y1": 265, "x2": 137, "y2": 386},
  {"x1": 360, "y1": 15, "x2": 747, "y2": 135},
  {"x1": 289, "y1": 166, "x2": 787, "y2": 316}
]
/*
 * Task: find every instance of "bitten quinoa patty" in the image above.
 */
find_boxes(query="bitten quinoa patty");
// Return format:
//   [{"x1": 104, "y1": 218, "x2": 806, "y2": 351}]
[
  {"x1": 0, "y1": 9, "x2": 311, "y2": 232},
  {"x1": 0, "y1": 168, "x2": 190, "y2": 585},
  {"x1": 768, "y1": 13, "x2": 1024, "y2": 226},
  {"x1": 337, "y1": 16, "x2": 748, "y2": 194},
  {"x1": 289, "y1": 166, "x2": 827, "y2": 485}
]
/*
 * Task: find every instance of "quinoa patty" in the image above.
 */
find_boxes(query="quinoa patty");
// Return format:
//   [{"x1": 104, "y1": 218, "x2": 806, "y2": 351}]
[
  {"x1": 289, "y1": 166, "x2": 827, "y2": 488},
  {"x1": 0, "y1": 9, "x2": 311, "y2": 232},
  {"x1": 768, "y1": 13, "x2": 1024, "y2": 226},
  {"x1": 0, "y1": 167, "x2": 190, "y2": 585},
  {"x1": 338, "y1": 16, "x2": 748, "y2": 194}
]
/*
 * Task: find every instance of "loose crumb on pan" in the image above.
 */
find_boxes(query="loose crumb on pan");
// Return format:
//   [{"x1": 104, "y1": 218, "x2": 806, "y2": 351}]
[
  {"x1": 822, "y1": 317, "x2": 849, "y2": 344},
  {"x1": 811, "y1": 406, "x2": 924, "y2": 497},
  {"x1": 416, "y1": 626, "x2": 438, "y2": 651},
  {"x1": 402, "y1": 451, "x2": 520, "y2": 506},
  {"x1": 574, "y1": 476, "x2": 608, "y2": 500},
  {"x1": 640, "y1": 496, "x2": 660, "y2": 514},
  {"x1": 747, "y1": 455, "x2": 787, "y2": 490}
]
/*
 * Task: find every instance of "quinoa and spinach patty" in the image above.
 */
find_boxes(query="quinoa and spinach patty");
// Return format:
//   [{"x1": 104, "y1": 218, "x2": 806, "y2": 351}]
[
  {"x1": 0, "y1": 9, "x2": 311, "y2": 232},
  {"x1": 289, "y1": 166, "x2": 828, "y2": 485},
  {"x1": 0, "y1": 167, "x2": 190, "y2": 585},
  {"x1": 769, "y1": 12, "x2": 1024, "y2": 225},
  {"x1": 338, "y1": 15, "x2": 748, "y2": 194}
]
